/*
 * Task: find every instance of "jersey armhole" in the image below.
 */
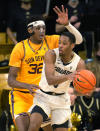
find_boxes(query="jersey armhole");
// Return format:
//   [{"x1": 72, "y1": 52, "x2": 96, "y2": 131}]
[
  {"x1": 21, "y1": 41, "x2": 25, "y2": 61},
  {"x1": 44, "y1": 37, "x2": 49, "y2": 49}
]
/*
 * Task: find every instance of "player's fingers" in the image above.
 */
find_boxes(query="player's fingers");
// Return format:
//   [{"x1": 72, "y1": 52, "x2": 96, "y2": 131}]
[
  {"x1": 61, "y1": 5, "x2": 65, "y2": 13},
  {"x1": 65, "y1": 8, "x2": 68, "y2": 14},
  {"x1": 53, "y1": 6, "x2": 62, "y2": 14},
  {"x1": 32, "y1": 85, "x2": 40, "y2": 89},
  {"x1": 53, "y1": 7, "x2": 59, "y2": 15},
  {"x1": 71, "y1": 71, "x2": 77, "y2": 77},
  {"x1": 35, "y1": 86, "x2": 40, "y2": 89},
  {"x1": 29, "y1": 91, "x2": 35, "y2": 96}
]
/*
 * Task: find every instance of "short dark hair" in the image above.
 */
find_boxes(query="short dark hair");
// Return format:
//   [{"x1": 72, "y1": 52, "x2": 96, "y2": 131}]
[
  {"x1": 26, "y1": 15, "x2": 45, "y2": 27},
  {"x1": 61, "y1": 32, "x2": 76, "y2": 44}
]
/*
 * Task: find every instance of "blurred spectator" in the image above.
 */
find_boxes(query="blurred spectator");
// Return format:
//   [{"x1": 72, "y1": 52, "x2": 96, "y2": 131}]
[
  {"x1": 0, "y1": 0, "x2": 7, "y2": 32},
  {"x1": 45, "y1": 0, "x2": 68, "y2": 35},
  {"x1": 31, "y1": 0, "x2": 49, "y2": 16},
  {"x1": 96, "y1": 42, "x2": 100, "y2": 61},
  {"x1": 71, "y1": 92, "x2": 100, "y2": 131},
  {"x1": 6, "y1": 0, "x2": 48, "y2": 45},
  {"x1": 86, "y1": 57, "x2": 100, "y2": 88},
  {"x1": 0, "y1": 90, "x2": 14, "y2": 131},
  {"x1": 68, "y1": 54, "x2": 100, "y2": 130},
  {"x1": 70, "y1": 55, "x2": 100, "y2": 130},
  {"x1": 85, "y1": 0, "x2": 100, "y2": 61},
  {"x1": 55, "y1": 0, "x2": 94, "y2": 63},
  {"x1": 6, "y1": 0, "x2": 34, "y2": 45}
]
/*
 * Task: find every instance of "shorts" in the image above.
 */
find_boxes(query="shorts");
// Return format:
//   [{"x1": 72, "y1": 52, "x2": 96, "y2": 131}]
[
  {"x1": 28, "y1": 90, "x2": 71, "y2": 125},
  {"x1": 9, "y1": 91, "x2": 33, "y2": 119}
]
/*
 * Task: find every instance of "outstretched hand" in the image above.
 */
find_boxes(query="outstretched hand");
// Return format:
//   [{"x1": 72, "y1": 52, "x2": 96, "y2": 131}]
[
  {"x1": 27, "y1": 84, "x2": 40, "y2": 96},
  {"x1": 53, "y1": 5, "x2": 69, "y2": 26}
]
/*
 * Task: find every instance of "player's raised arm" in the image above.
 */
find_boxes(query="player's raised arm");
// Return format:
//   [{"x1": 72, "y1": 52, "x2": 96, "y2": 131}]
[{"x1": 53, "y1": 5, "x2": 83, "y2": 44}]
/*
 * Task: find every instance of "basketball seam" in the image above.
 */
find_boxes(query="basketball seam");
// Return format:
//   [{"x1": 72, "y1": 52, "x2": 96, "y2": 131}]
[
  {"x1": 78, "y1": 73, "x2": 95, "y2": 87},
  {"x1": 74, "y1": 79, "x2": 93, "y2": 90}
]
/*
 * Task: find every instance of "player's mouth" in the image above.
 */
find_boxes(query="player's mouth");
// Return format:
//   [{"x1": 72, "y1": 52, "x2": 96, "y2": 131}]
[{"x1": 39, "y1": 34, "x2": 45, "y2": 39}]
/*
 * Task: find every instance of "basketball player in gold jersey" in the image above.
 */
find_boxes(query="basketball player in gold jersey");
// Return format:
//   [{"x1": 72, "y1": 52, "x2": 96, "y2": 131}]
[{"x1": 8, "y1": 5, "x2": 83, "y2": 131}]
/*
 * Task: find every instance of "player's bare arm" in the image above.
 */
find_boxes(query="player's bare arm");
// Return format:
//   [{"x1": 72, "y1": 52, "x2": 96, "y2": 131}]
[
  {"x1": 8, "y1": 66, "x2": 40, "y2": 95},
  {"x1": 76, "y1": 59, "x2": 86, "y2": 71},
  {"x1": 44, "y1": 50, "x2": 76, "y2": 85}
]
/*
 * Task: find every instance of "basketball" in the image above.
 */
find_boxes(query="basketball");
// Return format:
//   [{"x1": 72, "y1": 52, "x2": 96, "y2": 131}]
[{"x1": 73, "y1": 69, "x2": 96, "y2": 94}]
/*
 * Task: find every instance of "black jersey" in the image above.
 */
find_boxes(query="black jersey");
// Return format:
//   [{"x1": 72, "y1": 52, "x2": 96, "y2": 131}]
[{"x1": 71, "y1": 92, "x2": 100, "y2": 130}]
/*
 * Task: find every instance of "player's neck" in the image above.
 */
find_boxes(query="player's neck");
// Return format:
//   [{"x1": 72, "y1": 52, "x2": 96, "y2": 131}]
[
  {"x1": 29, "y1": 37, "x2": 42, "y2": 45},
  {"x1": 61, "y1": 53, "x2": 74, "y2": 63}
]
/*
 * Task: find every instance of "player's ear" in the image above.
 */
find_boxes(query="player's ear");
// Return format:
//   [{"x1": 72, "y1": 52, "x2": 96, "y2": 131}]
[
  {"x1": 27, "y1": 27, "x2": 34, "y2": 34},
  {"x1": 71, "y1": 43, "x2": 75, "y2": 49}
]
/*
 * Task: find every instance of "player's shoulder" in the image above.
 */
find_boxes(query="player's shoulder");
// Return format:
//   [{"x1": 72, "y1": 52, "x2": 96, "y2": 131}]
[
  {"x1": 12, "y1": 40, "x2": 25, "y2": 54},
  {"x1": 45, "y1": 34, "x2": 60, "y2": 40},
  {"x1": 15, "y1": 41, "x2": 24, "y2": 47},
  {"x1": 15, "y1": 38, "x2": 29, "y2": 48},
  {"x1": 74, "y1": 52, "x2": 85, "y2": 66},
  {"x1": 79, "y1": 58, "x2": 85, "y2": 65}
]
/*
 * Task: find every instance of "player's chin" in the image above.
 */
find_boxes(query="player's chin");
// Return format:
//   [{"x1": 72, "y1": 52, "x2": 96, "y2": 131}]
[{"x1": 38, "y1": 35, "x2": 44, "y2": 41}]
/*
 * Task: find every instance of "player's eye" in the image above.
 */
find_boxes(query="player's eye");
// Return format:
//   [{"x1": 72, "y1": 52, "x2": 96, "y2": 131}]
[
  {"x1": 36, "y1": 26, "x2": 45, "y2": 30},
  {"x1": 42, "y1": 26, "x2": 46, "y2": 30},
  {"x1": 63, "y1": 42, "x2": 66, "y2": 45},
  {"x1": 36, "y1": 26, "x2": 41, "y2": 30}
]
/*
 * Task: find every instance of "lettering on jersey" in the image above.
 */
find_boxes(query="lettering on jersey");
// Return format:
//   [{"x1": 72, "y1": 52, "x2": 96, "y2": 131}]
[
  {"x1": 35, "y1": 56, "x2": 44, "y2": 61},
  {"x1": 25, "y1": 56, "x2": 44, "y2": 64},
  {"x1": 55, "y1": 66, "x2": 72, "y2": 75}
]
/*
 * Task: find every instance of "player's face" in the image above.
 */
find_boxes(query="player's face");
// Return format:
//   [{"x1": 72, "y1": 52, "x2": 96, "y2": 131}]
[
  {"x1": 30, "y1": 25, "x2": 46, "y2": 43},
  {"x1": 59, "y1": 35, "x2": 74, "y2": 56}
]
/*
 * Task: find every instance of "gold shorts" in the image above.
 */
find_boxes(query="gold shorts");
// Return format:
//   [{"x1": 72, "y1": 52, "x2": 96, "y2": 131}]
[{"x1": 9, "y1": 91, "x2": 33, "y2": 118}]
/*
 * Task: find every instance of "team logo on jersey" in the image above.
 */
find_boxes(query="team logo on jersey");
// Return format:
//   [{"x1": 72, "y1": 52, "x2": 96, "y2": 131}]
[{"x1": 55, "y1": 66, "x2": 72, "y2": 75}]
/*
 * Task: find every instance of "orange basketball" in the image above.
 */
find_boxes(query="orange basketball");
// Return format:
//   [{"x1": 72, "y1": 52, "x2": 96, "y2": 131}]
[{"x1": 73, "y1": 69, "x2": 96, "y2": 94}]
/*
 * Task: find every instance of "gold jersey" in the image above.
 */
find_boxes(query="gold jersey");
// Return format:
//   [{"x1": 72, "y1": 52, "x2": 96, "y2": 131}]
[{"x1": 9, "y1": 35, "x2": 59, "y2": 91}]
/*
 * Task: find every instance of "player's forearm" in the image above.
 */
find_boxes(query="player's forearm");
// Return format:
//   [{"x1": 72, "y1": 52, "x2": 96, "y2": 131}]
[
  {"x1": 8, "y1": 76, "x2": 30, "y2": 89},
  {"x1": 46, "y1": 75, "x2": 68, "y2": 85},
  {"x1": 65, "y1": 23, "x2": 83, "y2": 44}
]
